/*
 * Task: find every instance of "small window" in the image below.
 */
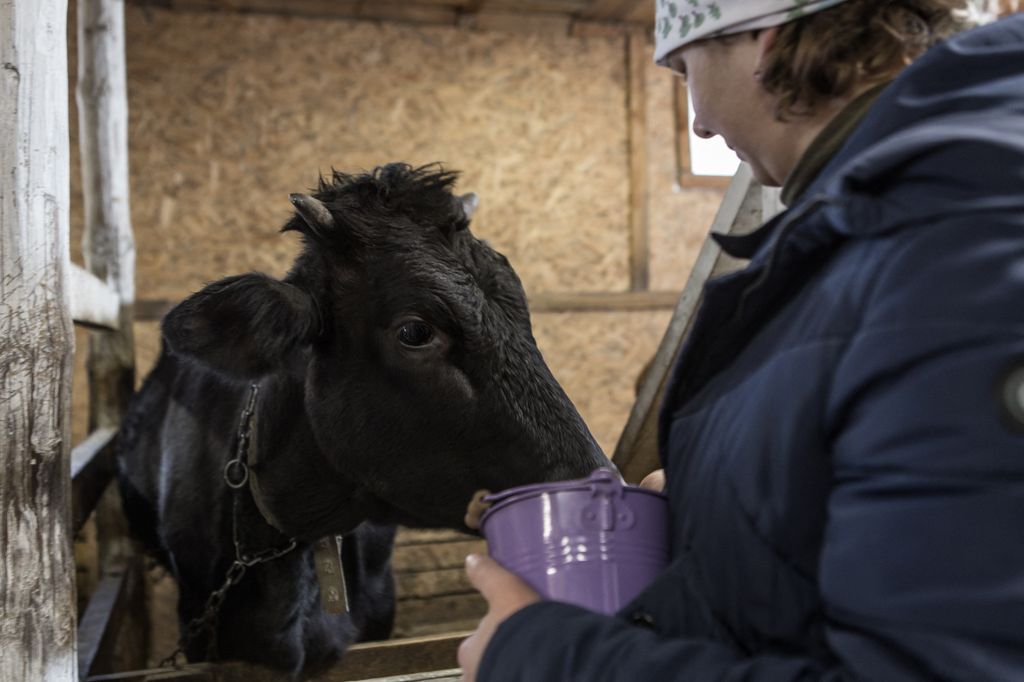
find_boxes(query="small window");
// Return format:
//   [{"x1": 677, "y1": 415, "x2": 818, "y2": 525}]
[{"x1": 675, "y1": 81, "x2": 740, "y2": 187}]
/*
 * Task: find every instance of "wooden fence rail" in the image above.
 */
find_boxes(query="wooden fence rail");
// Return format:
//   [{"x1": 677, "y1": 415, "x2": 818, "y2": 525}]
[{"x1": 71, "y1": 427, "x2": 119, "y2": 533}]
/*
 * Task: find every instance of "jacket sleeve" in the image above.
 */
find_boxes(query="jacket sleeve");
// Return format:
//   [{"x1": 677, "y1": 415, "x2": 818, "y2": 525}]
[{"x1": 479, "y1": 217, "x2": 1024, "y2": 682}]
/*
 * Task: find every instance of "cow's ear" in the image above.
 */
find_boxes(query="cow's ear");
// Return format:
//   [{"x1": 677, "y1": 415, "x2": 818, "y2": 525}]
[{"x1": 162, "y1": 273, "x2": 319, "y2": 378}]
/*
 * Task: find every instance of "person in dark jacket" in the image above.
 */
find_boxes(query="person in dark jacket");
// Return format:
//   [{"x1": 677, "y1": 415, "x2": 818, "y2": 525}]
[{"x1": 458, "y1": 1, "x2": 1024, "y2": 680}]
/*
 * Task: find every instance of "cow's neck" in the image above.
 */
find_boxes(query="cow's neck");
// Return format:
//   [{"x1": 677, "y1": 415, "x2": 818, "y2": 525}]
[{"x1": 243, "y1": 374, "x2": 384, "y2": 542}]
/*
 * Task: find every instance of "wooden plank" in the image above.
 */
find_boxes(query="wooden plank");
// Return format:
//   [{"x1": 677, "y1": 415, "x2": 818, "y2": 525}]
[
  {"x1": 396, "y1": 567, "x2": 472, "y2": 599},
  {"x1": 78, "y1": 0, "x2": 139, "y2": 578},
  {"x1": 160, "y1": 0, "x2": 363, "y2": 21},
  {"x1": 483, "y1": 0, "x2": 591, "y2": 12},
  {"x1": 463, "y1": 9, "x2": 572, "y2": 33},
  {"x1": 346, "y1": 671, "x2": 462, "y2": 682},
  {"x1": 611, "y1": 165, "x2": 765, "y2": 483},
  {"x1": 0, "y1": 1, "x2": 77, "y2": 680},
  {"x1": 392, "y1": 539, "x2": 486, "y2": 571},
  {"x1": 77, "y1": 559, "x2": 147, "y2": 678},
  {"x1": 626, "y1": 28, "x2": 649, "y2": 291},
  {"x1": 395, "y1": 594, "x2": 486, "y2": 630},
  {"x1": 71, "y1": 428, "x2": 119, "y2": 533},
  {"x1": 621, "y1": 0, "x2": 654, "y2": 24},
  {"x1": 135, "y1": 298, "x2": 175, "y2": 321},
  {"x1": 404, "y1": 0, "x2": 473, "y2": 6},
  {"x1": 360, "y1": 3, "x2": 459, "y2": 24},
  {"x1": 79, "y1": 0, "x2": 137, "y2": 432},
  {"x1": 395, "y1": 527, "x2": 477, "y2": 545},
  {"x1": 71, "y1": 263, "x2": 121, "y2": 331},
  {"x1": 136, "y1": 290, "x2": 683, "y2": 322},
  {"x1": 84, "y1": 636, "x2": 469, "y2": 681},
  {"x1": 85, "y1": 665, "x2": 218, "y2": 681},
  {"x1": 310, "y1": 633, "x2": 470, "y2": 681},
  {"x1": 577, "y1": 0, "x2": 636, "y2": 20},
  {"x1": 570, "y1": 19, "x2": 629, "y2": 37}
]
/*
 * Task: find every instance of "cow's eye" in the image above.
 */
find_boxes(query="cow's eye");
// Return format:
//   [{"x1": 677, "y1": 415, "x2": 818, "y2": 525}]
[{"x1": 398, "y1": 321, "x2": 434, "y2": 347}]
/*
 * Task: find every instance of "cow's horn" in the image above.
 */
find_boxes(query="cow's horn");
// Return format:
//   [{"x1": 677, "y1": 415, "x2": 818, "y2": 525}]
[
  {"x1": 289, "y1": 193, "x2": 335, "y2": 235},
  {"x1": 459, "y1": 192, "x2": 479, "y2": 220}
]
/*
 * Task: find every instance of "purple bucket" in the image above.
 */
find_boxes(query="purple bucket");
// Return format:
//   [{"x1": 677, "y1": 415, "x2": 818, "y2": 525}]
[{"x1": 480, "y1": 468, "x2": 669, "y2": 614}]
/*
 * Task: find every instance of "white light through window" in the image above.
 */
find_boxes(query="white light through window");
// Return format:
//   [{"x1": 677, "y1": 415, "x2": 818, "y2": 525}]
[{"x1": 687, "y1": 91, "x2": 741, "y2": 177}]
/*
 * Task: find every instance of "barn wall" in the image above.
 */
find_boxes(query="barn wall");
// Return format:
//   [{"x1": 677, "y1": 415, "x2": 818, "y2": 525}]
[
  {"x1": 67, "y1": 1, "x2": 719, "y2": 653},
  {"x1": 69, "y1": 2, "x2": 718, "y2": 459}
]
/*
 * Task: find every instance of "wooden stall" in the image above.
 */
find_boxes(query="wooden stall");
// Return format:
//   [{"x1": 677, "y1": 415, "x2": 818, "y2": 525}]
[
  {"x1": 5, "y1": 0, "x2": 1018, "y2": 681},
  {"x1": 64, "y1": 0, "x2": 725, "y2": 664}
]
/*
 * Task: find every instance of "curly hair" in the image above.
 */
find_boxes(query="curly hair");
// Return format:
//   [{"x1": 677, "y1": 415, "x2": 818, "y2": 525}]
[{"x1": 760, "y1": 0, "x2": 974, "y2": 119}]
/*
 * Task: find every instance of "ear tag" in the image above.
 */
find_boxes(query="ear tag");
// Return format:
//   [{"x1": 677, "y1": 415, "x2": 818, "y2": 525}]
[{"x1": 314, "y1": 535, "x2": 350, "y2": 614}]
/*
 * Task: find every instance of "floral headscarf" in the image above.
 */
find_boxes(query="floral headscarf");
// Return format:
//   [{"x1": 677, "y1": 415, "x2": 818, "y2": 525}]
[{"x1": 654, "y1": 0, "x2": 851, "y2": 64}]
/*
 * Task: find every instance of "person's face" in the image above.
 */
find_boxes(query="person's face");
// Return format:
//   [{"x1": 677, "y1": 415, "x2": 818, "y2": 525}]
[{"x1": 664, "y1": 31, "x2": 787, "y2": 186}]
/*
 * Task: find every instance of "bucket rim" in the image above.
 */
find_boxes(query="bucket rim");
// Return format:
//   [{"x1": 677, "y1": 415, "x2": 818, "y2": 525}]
[{"x1": 479, "y1": 467, "x2": 667, "y2": 530}]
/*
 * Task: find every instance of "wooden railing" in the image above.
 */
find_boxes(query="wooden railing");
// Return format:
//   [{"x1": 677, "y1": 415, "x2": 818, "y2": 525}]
[{"x1": 81, "y1": 633, "x2": 468, "y2": 682}]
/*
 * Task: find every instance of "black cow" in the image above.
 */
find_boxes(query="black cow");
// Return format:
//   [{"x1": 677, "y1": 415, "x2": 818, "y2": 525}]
[{"x1": 117, "y1": 163, "x2": 608, "y2": 676}]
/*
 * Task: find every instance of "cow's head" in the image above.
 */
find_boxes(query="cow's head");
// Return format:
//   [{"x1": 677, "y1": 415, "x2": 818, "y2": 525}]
[{"x1": 162, "y1": 163, "x2": 608, "y2": 536}]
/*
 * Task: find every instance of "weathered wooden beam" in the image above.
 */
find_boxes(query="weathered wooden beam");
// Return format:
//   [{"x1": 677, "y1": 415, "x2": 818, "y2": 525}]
[
  {"x1": 71, "y1": 427, "x2": 119, "y2": 533},
  {"x1": 461, "y1": 9, "x2": 572, "y2": 33},
  {"x1": 0, "y1": 1, "x2": 77, "y2": 680},
  {"x1": 71, "y1": 263, "x2": 122, "y2": 331},
  {"x1": 577, "y1": 0, "x2": 636, "y2": 21},
  {"x1": 78, "y1": 0, "x2": 139, "y2": 581},
  {"x1": 626, "y1": 28, "x2": 650, "y2": 291},
  {"x1": 612, "y1": 164, "x2": 766, "y2": 483},
  {"x1": 78, "y1": 0, "x2": 137, "y2": 432}
]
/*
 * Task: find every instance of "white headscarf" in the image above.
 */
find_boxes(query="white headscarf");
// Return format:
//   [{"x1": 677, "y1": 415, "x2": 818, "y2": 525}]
[{"x1": 654, "y1": 0, "x2": 852, "y2": 65}]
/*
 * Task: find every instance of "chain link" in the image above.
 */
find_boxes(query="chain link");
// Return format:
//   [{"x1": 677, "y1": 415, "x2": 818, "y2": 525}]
[
  {"x1": 223, "y1": 384, "x2": 259, "y2": 489},
  {"x1": 160, "y1": 383, "x2": 298, "y2": 668}
]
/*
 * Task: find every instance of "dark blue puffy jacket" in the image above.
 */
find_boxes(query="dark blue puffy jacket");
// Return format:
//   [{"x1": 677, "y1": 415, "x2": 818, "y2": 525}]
[{"x1": 481, "y1": 14, "x2": 1024, "y2": 681}]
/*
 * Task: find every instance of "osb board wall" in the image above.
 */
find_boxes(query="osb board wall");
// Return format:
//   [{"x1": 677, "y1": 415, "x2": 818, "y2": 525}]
[{"x1": 70, "y1": 5, "x2": 633, "y2": 299}]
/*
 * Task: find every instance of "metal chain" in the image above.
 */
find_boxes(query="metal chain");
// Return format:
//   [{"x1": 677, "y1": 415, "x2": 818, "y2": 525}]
[
  {"x1": 223, "y1": 384, "x2": 259, "y2": 489},
  {"x1": 160, "y1": 384, "x2": 298, "y2": 668}
]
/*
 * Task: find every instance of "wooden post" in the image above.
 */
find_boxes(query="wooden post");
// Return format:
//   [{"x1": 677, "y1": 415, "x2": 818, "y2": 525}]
[
  {"x1": 76, "y1": 1, "x2": 146, "y2": 675},
  {"x1": 77, "y1": 0, "x2": 137, "y2": 572},
  {"x1": 78, "y1": 0, "x2": 136, "y2": 433},
  {"x1": 0, "y1": 1, "x2": 78, "y2": 680},
  {"x1": 612, "y1": 165, "x2": 771, "y2": 482},
  {"x1": 626, "y1": 28, "x2": 650, "y2": 292}
]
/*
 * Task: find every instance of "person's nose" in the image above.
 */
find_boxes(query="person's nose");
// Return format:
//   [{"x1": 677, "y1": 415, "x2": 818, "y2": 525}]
[{"x1": 692, "y1": 120, "x2": 714, "y2": 139}]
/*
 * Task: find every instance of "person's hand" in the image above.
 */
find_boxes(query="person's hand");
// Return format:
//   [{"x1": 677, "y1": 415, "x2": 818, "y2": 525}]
[
  {"x1": 639, "y1": 468, "x2": 666, "y2": 492},
  {"x1": 458, "y1": 553, "x2": 541, "y2": 682}
]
